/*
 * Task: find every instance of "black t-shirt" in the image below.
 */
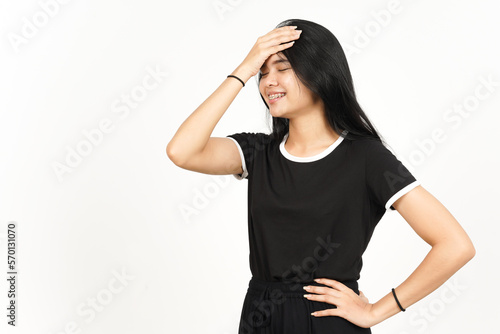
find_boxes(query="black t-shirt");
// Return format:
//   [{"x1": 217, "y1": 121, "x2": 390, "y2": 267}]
[{"x1": 226, "y1": 130, "x2": 420, "y2": 283}]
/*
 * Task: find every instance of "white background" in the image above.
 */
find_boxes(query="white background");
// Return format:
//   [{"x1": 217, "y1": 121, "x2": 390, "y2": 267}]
[{"x1": 1, "y1": 0, "x2": 499, "y2": 333}]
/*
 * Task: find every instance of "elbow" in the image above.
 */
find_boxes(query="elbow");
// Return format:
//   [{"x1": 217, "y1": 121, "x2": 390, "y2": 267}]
[
  {"x1": 166, "y1": 142, "x2": 175, "y2": 161},
  {"x1": 451, "y1": 238, "x2": 476, "y2": 266},
  {"x1": 166, "y1": 142, "x2": 184, "y2": 167},
  {"x1": 461, "y1": 241, "x2": 476, "y2": 263},
  {"x1": 458, "y1": 232, "x2": 476, "y2": 263},
  {"x1": 433, "y1": 236, "x2": 476, "y2": 267}
]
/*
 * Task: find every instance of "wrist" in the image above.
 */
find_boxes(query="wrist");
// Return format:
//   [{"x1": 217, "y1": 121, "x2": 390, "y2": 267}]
[
  {"x1": 231, "y1": 66, "x2": 253, "y2": 84},
  {"x1": 369, "y1": 293, "x2": 402, "y2": 327},
  {"x1": 367, "y1": 302, "x2": 384, "y2": 327}
]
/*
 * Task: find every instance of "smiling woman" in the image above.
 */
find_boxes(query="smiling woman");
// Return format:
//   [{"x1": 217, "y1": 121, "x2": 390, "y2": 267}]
[
  {"x1": 166, "y1": 18, "x2": 475, "y2": 334},
  {"x1": 258, "y1": 53, "x2": 323, "y2": 119}
]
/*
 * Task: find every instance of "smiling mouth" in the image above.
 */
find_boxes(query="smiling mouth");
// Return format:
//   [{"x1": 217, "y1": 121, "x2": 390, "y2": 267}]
[
  {"x1": 268, "y1": 93, "x2": 286, "y2": 103},
  {"x1": 269, "y1": 93, "x2": 286, "y2": 100}
]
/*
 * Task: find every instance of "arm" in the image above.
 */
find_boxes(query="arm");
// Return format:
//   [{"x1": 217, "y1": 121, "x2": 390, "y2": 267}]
[
  {"x1": 166, "y1": 25, "x2": 301, "y2": 167},
  {"x1": 369, "y1": 184, "x2": 476, "y2": 325},
  {"x1": 166, "y1": 65, "x2": 251, "y2": 167},
  {"x1": 305, "y1": 185, "x2": 475, "y2": 328}
]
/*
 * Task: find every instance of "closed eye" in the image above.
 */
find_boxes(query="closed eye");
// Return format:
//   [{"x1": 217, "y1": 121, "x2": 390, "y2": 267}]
[{"x1": 260, "y1": 68, "x2": 290, "y2": 77}]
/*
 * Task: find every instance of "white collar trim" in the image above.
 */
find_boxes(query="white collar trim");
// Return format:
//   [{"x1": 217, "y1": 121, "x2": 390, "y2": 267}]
[{"x1": 280, "y1": 130, "x2": 348, "y2": 163}]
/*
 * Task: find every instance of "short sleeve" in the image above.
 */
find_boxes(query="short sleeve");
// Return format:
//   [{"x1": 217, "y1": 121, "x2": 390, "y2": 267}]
[
  {"x1": 363, "y1": 139, "x2": 421, "y2": 211},
  {"x1": 226, "y1": 132, "x2": 271, "y2": 180}
]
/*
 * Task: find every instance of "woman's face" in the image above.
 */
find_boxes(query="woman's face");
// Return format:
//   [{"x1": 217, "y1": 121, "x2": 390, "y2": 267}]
[{"x1": 258, "y1": 53, "x2": 321, "y2": 119}]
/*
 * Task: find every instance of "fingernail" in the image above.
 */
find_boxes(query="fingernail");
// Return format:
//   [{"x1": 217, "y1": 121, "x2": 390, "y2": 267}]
[
  {"x1": 303, "y1": 286, "x2": 310, "y2": 290},
  {"x1": 290, "y1": 26, "x2": 298, "y2": 29}
]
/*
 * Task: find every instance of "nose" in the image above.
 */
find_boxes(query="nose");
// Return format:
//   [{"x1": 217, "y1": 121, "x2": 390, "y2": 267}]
[{"x1": 262, "y1": 72, "x2": 278, "y2": 87}]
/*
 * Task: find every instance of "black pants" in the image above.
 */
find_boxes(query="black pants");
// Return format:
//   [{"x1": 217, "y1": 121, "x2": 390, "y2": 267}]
[{"x1": 238, "y1": 276, "x2": 372, "y2": 334}]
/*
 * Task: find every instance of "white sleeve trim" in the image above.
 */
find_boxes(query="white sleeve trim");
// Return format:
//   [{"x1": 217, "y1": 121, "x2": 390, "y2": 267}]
[
  {"x1": 227, "y1": 137, "x2": 248, "y2": 180},
  {"x1": 386, "y1": 180, "x2": 421, "y2": 211}
]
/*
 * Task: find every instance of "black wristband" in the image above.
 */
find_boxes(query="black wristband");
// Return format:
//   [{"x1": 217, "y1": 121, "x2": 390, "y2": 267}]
[
  {"x1": 391, "y1": 288, "x2": 406, "y2": 312},
  {"x1": 227, "y1": 75, "x2": 245, "y2": 87}
]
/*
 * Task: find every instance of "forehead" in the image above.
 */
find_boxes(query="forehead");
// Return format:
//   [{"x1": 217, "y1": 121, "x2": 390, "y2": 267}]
[{"x1": 260, "y1": 54, "x2": 290, "y2": 71}]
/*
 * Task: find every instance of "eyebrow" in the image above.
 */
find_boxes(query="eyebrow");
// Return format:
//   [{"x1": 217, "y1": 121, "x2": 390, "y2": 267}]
[{"x1": 260, "y1": 59, "x2": 290, "y2": 72}]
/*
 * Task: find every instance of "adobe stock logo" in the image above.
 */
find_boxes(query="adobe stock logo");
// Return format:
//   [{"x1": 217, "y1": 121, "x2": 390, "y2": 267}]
[
  {"x1": 7, "y1": 0, "x2": 74, "y2": 54},
  {"x1": 212, "y1": 0, "x2": 244, "y2": 21},
  {"x1": 51, "y1": 64, "x2": 168, "y2": 183},
  {"x1": 404, "y1": 74, "x2": 498, "y2": 168},
  {"x1": 344, "y1": 0, "x2": 403, "y2": 57},
  {"x1": 239, "y1": 234, "x2": 340, "y2": 333},
  {"x1": 177, "y1": 175, "x2": 232, "y2": 225},
  {"x1": 281, "y1": 234, "x2": 341, "y2": 288},
  {"x1": 49, "y1": 267, "x2": 134, "y2": 334},
  {"x1": 406, "y1": 276, "x2": 468, "y2": 333}
]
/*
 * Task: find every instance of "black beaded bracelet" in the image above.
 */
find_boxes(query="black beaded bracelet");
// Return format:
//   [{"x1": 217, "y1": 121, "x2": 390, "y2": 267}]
[
  {"x1": 391, "y1": 288, "x2": 406, "y2": 312},
  {"x1": 227, "y1": 75, "x2": 245, "y2": 87}
]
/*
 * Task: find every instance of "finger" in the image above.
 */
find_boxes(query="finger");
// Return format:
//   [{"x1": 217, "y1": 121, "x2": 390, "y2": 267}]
[
  {"x1": 311, "y1": 308, "x2": 343, "y2": 318},
  {"x1": 304, "y1": 293, "x2": 338, "y2": 305},
  {"x1": 273, "y1": 25, "x2": 298, "y2": 34},
  {"x1": 314, "y1": 278, "x2": 348, "y2": 292},
  {"x1": 258, "y1": 26, "x2": 295, "y2": 43},
  {"x1": 272, "y1": 40, "x2": 295, "y2": 53},
  {"x1": 272, "y1": 29, "x2": 301, "y2": 45},
  {"x1": 260, "y1": 34, "x2": 299, "y2": 53},
  {"x1": 305, "y1": 285, "x2": 341, "y2": 297},
  {"x1": 276, "y1": 25, "x2": 298, "y2": 32},
  {"x1": 260, "y1": 28, "x2": 301, "y2": 46}
]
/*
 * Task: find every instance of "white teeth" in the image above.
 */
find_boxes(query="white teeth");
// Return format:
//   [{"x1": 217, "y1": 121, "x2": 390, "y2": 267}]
[{"x1": 269, "y1": 93, "x2": 286, "y2": 100}]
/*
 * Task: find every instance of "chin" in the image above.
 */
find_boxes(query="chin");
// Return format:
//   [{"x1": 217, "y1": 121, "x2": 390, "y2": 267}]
[
  {"x1": 270, "y1": 107, "x2": 293, "y2": 119},
  {"x1": 269, "y1": 109, "x2": 285, "y2": 118}
]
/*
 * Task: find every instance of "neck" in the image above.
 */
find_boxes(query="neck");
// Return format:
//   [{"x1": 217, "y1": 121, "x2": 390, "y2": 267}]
[{"x1": 286, "y1": 108, "x2": 340, "y2": 153}]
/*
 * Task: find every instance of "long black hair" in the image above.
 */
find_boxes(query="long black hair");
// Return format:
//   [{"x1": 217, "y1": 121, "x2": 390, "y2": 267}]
[{"x1": 258, "y1": 19, "x2": 386, "y2": 146}]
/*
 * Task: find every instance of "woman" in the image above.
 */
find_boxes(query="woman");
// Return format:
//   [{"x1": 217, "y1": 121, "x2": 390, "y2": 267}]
[{"x1": 167, "y1": 19, "x2": 475, "y2": 333}]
